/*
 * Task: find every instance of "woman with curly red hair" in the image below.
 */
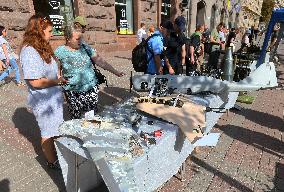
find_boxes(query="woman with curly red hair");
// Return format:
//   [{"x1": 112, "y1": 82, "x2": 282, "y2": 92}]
[{"x1": 20, "y1": 15, "x2": 67, "y2": 169}]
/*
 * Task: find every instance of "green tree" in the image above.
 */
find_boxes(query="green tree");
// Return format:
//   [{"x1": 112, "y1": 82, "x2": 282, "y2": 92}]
[{"x1": 260, "y1": 0, "x2": 275, "y2": 23}]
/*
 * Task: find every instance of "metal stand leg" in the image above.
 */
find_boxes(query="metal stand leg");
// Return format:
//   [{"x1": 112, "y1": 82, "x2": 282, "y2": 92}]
[
  {"x1": 180, "y1": 162, "x2": 186, "y2": 182},
  {"x1": 75, "y1": 153, "x2": 78, "y2": 192}
]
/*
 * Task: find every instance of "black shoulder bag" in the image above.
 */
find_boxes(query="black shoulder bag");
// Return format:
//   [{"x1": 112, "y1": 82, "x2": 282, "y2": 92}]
[{"x1": 82, "y1": 44, "x2": 108, "y2": 86}]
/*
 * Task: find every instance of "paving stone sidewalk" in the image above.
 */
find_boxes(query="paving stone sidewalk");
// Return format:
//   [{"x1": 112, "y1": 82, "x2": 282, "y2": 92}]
[
  {"x1": 159, "y1": 42, "x2": 284, "y2": 192},
  {"x1": 0, "y1": 44, "x2": 284, "y2": 192}
]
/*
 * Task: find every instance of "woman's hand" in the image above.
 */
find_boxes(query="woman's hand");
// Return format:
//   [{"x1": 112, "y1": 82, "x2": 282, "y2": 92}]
[
  {"x1": 168, "y1": 66, "x2": 175, "y2": 75},
  {"x1": 58, "y1": 77, "x2": 68, "y2": 85}
]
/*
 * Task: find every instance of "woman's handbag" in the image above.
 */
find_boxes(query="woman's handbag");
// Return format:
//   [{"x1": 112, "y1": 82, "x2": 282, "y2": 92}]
[{"x1": 82, "y1": 44, "x2": 108, "y2": 86}]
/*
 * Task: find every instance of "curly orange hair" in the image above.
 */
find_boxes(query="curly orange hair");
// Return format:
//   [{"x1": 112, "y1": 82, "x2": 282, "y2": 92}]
[{"x1": 21, "y1": 15, "x2": 54, "y2": 64}]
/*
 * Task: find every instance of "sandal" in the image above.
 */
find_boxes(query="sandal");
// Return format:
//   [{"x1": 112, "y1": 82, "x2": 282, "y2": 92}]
[
  {"x1": 47, "y1": 160, "x2": 61, "y2": 170},
  {"x1": 16, "y1": 81, "x2": 26, "y2": 86}
]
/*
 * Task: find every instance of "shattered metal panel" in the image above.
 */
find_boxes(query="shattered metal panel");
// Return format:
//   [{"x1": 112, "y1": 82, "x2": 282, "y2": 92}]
[{"x1": 58, "y1": 96, "x2": 224, "y2": 191}]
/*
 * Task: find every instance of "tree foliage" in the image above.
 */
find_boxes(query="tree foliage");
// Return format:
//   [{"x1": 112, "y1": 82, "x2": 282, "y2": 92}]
[{"x1": 260, "y1": 0, "x2": 275, "y2": 23}]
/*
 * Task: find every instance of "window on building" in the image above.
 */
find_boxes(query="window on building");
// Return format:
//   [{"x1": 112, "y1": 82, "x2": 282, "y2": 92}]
[
  {"x1": 235, "y1": 13, "x2": 240, "y2": 28},
  {"x1": 210, "y1": 5, "x2": 217, "y2": 30},
  {"x1": 33, "y1": 0, "x2": 74, "y2": 35},
  {"x1": 115, "y1": 0, "x2": 134, "y2": 35},
  {"x1": 220, "y1": 9, "x2": 226, "y2": 24},
  {"x1": 196, "y1": 1, "x2": 206, "y2": 26},
  {"x1": 161, "y1": 0, "x2": 171, "y2": 22}
]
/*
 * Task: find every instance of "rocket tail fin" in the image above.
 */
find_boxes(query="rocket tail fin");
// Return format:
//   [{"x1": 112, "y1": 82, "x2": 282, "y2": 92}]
[{"x1": 237, "y1": 62, "x2": 278, "y2": 88}]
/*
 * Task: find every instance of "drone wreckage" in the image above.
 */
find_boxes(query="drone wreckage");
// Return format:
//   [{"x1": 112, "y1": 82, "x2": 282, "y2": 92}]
[
  {"x1": 56, "y1": 11, "x2": 282, "y2": 190},
  {"x1": 56, "y1": 55, "x2": 277, "y2": 192}
]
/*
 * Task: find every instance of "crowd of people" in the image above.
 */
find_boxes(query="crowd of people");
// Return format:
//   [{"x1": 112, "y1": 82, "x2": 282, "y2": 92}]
[{"x1": 138, "y1": 17, "x2": 263, "y2": 76}]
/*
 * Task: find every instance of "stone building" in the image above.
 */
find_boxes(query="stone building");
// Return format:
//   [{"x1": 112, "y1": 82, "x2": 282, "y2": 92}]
[
  {"x1": 0, "y1": 0, "x2": 159, "y2": 52},
  {"x1": 0, "y1": 0, "x2": 266, "y2": 53},
  {"x1": 237, "y1": 0, "x2": 264, "y2": 28},
  {"x1": 275, "y1": 0, "x2": 284, "y2": 8},
  {"x1": 184, "y1": 0, "x2": 229, "y2": 34},
  {"x1": 179, "y1": 0, "x2": 241, "y2": 34},
  {"x1": 183, "y1": 0, "x2": 265, "y2": 31}
]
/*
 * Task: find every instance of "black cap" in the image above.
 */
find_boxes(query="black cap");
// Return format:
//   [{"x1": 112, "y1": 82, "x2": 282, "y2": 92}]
[
  {"x1": 174, "y1": 16, "x2": 186, "y2": 32},
  {"x1": 160, "y1": 20, "x2": 174, "y2": 31}
]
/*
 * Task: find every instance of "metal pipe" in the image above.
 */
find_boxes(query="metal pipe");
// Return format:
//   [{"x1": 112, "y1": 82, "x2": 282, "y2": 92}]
[
  {"x1": 222, "y1": 46, "x2": 235, "y2": 81},
  {"x1": 75, "y1": 153, "x2": 78, "y2": 192}
]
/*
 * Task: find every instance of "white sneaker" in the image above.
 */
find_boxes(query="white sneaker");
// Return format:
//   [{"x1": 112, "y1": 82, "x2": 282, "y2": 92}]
[{"x1": 85, "y1": 110, "x2": 95, "y2": 119}]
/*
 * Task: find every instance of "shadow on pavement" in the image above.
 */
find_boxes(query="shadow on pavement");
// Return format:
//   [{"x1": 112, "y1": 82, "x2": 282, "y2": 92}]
[
  {"x1": 216, "y1": 124, "x2": 284, "y2": 158},
  {"x1": 232, "y1": 107, "x2": 284, "y2": 132},
  {"x1": 12, "y1": 108, "x2": 42, "y2": 155},
  {"x1": 113, "y1": 56, "x2": 131, "y2": 61},
  {"x1": 272, "y1": 162, "x2": 284, "y2": 191},
  {"x1": 190, "y1": 156, "x2": 254, "y2": 192},
  {"x1": 10, "y1": 87, "x2": 138, "y2": 191},
  {"x1": 276, "y1": 70, "x2": 284, "y2": 86},
  {"x1": 0, "y1": 179, "x2": 10, "y2": 192},
  {"x1": 12, "y1": 107, "x2": 66, "y2": 191},
  {"x1": 35, "y1": 156, "x2": 66, "y2": 192}
]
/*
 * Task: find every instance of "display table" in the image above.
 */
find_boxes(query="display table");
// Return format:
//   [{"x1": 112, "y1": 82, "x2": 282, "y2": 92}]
[
  {"x1": 55, "y1": 137, "x2": 103, "y2": 192},
  {"x1": 55, "y1": 95, "x2": 225, "y2": 192}
]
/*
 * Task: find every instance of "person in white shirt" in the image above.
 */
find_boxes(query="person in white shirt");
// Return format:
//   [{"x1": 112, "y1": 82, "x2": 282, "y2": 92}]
[
  {"x1": 242, "y1": 29, "x2": 251, "y2": 48},
  {"x1": 137, "y1": 23, "x2": 147, "y2": 44},
  {"x1": 0, "y1": 26, "x2": 24, "y2": 85},
  {"x1": 219, "y1": 29, "x2": 226, "y2": 50}
]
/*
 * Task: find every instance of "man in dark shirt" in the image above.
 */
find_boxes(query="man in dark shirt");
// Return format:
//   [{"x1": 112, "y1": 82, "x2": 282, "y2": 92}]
[
  {"x1": 202, "y1": 25, "x2": 211, "y2": 54},
  {"x1": 187, "y1": 24, "x2": 204, "y2": 73},
  {"x1": 164, "y1": 16, "x2": 186, "y2": 75},
  {"x1": 269, "y1": 26, "x2": 280, "y2": 52},
  {"x1": 226, "y1": 28, "x2": 236, "y2": 47},
  {"x1": 249, "y1": 26, "x2": 254, "y2": 45}
]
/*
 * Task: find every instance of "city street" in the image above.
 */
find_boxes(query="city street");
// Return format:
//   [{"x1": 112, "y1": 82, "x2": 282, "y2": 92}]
[{"x1": 0, "y1": 45, "x2": 284, "y2": 192}]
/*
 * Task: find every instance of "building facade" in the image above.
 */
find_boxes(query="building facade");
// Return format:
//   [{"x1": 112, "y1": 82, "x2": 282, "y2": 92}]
[
  {"x1": 0, "y1": 0, "x2": 266, "y2": 53},
  {"x1": 237, "y1": 0, "x2": 264, "y2": 28},
  {"x1": 181, "y1": 0, "x2": 243, "y2": 34},
  {"x1": 0, "y1": 0, "x2": 159, "y2": 52},
  {"x1": 275, "y1": 0, "x2": 284, "y2": 8}
]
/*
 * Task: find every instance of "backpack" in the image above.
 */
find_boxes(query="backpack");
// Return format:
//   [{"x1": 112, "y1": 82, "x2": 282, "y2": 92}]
[
  {"x1": 132, "y1": 34, "x2": 159, "y2": 72},
  {"x1": 190, "y1": 32, "x2": 202, "y2": 56}
]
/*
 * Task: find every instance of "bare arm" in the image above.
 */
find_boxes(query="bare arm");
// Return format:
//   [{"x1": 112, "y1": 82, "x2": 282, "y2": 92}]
[
  {"x1": 1, "y1": 44, "x2": 10, "y2": 65},
  {"x1": 154, "y1": 54, "x2": 163, "y2": 74},
  {"x1": 164, "y1": 57, "x2": 175, "y2": 74},
  {"x1": 210, "y1": 36, "x2": 220, "y2": 45},
  {"x1": 27, "y1": 77, "x2": 67, "y2": 89},
  {"x1": 189, "y1": 46, "x2": 195, "y2": 64},
  {"x1": 92, "y1": 55, "x2": 124, "y2": 77},
  {"x1": 181, "y1": 44, "x2": 186, "y2": 65}
]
